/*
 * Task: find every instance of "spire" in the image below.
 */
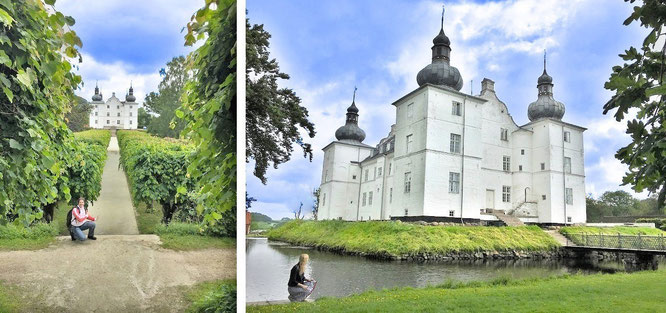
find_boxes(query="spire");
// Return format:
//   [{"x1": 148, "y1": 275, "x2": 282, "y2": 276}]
[
  {"x1": 334, "y1": 87, "x2": 365, "y2": 143},
  {"x1": 416, "y1": 7, "x2": 463, "y2": 91},
  {"x1": 92, "y1": 80, "x2": 102, "y2": 101},
  {"x1": 441, "y1": 4, "x2": 445, "y2": 30},
  {"x1": 126, "y1": 81, "x2": 136, "y2": 102},
  {"x1": 528, "y1": 53, "x2": 564, "y2": 121}
]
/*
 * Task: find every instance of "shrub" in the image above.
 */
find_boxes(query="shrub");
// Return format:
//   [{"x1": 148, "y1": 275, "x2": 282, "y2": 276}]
[
  {"x1": 188, "y1": 282, "x2": 236, "y2": 313},
  {"x1": 0, "y1": 223, "x2": 57, "y2": 239},
  {"x1": 635, "y1": 218, "x2": 666, "y2": 230},
  {"x1": 117, "y1": 130, "x2": 195, "y2": 224},
  {"x1": 73, "y1": 129, "x2": 111, "y2": 147}
]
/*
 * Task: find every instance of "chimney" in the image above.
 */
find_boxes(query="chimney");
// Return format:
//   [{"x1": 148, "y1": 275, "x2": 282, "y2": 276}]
[{"x1": 481, "y1": 78, "x2": 495, "y2": 94}]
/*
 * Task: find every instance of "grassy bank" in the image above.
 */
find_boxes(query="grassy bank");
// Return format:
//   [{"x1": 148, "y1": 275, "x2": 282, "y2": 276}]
[
  {"x1": 560, "y1": 226, "x2": 666, "y2": 236},
  {"x1": 0, "y1": 223, "x2": 58, "y2": 250},
  {"x1": 134, "y1": 203, "x2": 234, "y2": 250},
  {"x1": 267, "y1": 220, "x2": 560, "y2": 257},
  {"x1": 186, "y1": 279, "x2": 236, "y2": 313},
  {"x1": 248, "y1": 270, "x2": 666, "y2": 312}
]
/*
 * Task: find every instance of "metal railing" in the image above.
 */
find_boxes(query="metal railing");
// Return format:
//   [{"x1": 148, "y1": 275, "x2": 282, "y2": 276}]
[{"x1": 566, "y1": 233, "x2": 666, "y2": 251}]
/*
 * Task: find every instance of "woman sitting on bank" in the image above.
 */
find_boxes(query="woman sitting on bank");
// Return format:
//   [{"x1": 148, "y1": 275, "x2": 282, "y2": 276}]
[{"x1": 287, "y1": 254, "x2": 316, "y2": 302}]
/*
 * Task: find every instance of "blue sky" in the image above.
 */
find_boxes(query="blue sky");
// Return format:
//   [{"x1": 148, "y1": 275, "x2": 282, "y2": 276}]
[
  {"x1": 53, "y1": 0, "x2": 203, "y2": 104},
  {"x1": 246, "y1": 0, "x2": 649, "y2": 220}
]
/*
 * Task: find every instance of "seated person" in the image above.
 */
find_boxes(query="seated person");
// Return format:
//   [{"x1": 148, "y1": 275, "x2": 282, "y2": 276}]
[{"x1": 70, "y1": 197, "x2": 97, "y2": 241}]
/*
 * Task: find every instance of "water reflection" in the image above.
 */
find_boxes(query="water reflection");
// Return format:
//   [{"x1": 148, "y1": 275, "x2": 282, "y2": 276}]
[{"x1": 246, "y1": 238, "x2": 656, "y2": 302}]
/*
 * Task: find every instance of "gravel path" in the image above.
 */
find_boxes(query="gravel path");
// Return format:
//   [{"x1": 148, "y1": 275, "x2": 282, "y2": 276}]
[{"x1": 88, "y1": 137, "x2": 139, "y2": 235}]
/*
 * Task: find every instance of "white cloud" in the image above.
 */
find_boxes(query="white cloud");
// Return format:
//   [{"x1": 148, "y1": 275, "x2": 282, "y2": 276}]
[
  {"x1": 387, "y1": 0, "x2": 589, "y2": 94},
  {"x1": 73, "y1": 53, "x2": 161, "y2": 106}
]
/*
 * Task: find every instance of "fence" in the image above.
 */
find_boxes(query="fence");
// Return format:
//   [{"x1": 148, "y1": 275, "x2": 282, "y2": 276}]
[{"x1": 566, "y1": 233, "x2": 666, "y2": 251}]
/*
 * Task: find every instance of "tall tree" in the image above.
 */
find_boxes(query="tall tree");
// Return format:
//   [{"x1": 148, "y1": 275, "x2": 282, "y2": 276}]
[
  {"x1": 137, "y1": 107, "x2": 152, "y2": 129},
  {"x1": 599, "y1": 190, "x2": 638, "y2": 216},
  {"x1": 603, "y1": 0, "x2": 666, "y2": 208},
  {"x1": 65, "y1": 96, "x2": 92, "y2": 132},
  {"x1": 144, "y1": 56, "x2": 188, "y2": 138},
  {"x1": 312, "y1": 187, "x2": 320, "y2": 220},
  {"x1": 0, "y1": 0, "x2": 82, "y2": 226},
  {"x1": 246, "y1": 19, "x2": 316, "y2": 184},
  {"x1": 177, "y1": 0, "x2": 236, "y2": 237}
]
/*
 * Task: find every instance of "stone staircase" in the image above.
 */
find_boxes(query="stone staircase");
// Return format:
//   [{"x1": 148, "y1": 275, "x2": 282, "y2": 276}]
[{"x1": 491, "y1": 210, "x2": 525, "y2": 226}]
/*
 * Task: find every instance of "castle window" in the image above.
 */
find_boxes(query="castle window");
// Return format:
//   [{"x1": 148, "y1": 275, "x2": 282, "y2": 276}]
[
  {"x1": 107, "y1": 105, "x2": 109, "y2": 109},
  {"x1": 117, "y1": 105, "x2": 119, "y2": 109},
  {"x1": 502, "y1": 186, "x2": 511, "y2": 203},
  {"x1": 450, "y1": 133, "x2": 461, "y2": 153},
  {"x1": 567, "y1": 216, "x2": 572, "y2": 223},
  {"x1": 322, "y1": 193, "x2": 326, "y2": 206},
  {"x1": 388, "y1": 163, "x2": 392, "y2": 175},
  {"x1": 130, "y1": 120, "x2": 132, "y2": 124},
  {"x1": 117, "y1": 112, "x2": 121, "y2": 117},
  {"x1": 407, "y1": 103, "x2": 413, "y2": 118},
  {"x1": 364, "y1": 169, "x2": 369, "y2": 182},
  {"x1": 373, "y1": 167, "x2": 377, "y2": 179},
  {"x1": 95, "y1": 112, "x2": 98, "y2": 116},
  {"x1": 521, "y1": 149, "x2": 525, "y2": 155},
  {"x1": 404, "y1": 209, "x2": 408, "y2": 216},
  {"x1": 500, "y1": 128, "x2": 508, "y2": 141},
  {"x1": 406, "y1": 134, "x2": 413, "y2": 153},
  {"x1": 565, "y1": 188, "x2": 573, "y2": 205},
  {"x1": 106, "y1": 120, "x2": 110, "y2": 124},
  {"x1": 564, "y1": 157, "x2": 571, "y2": 174},
  {"x1": 404, "y1": 172, "x2": 411, "y2": 193},
  {"x1": 503, "y1": 156, "x2": 511, "y2": 172},
  {"x1": 130, "y1": 106, "x2": 133, "y2": 109},
  {"x1": 452, "y1": 101, "x2": 462, "y2": 116},
  {"x1": 117, "y1": 120, "x2": 120, "y2": 124},
  {"x1": 362, "y1": 193, "x2": 367, "y2": 206},
  {"x1": 389, "y1": 188, "x2": 393, "y2": 203},
  {"x1": 541, "y1": 163, "x2": 545, "y2": 170},
  {"x1": 377, "y1": 167, "x2": 382, "y2": 177},
  {"x1": 368, "y1": 191, "x2": 373, "y2": 205},
  {"x1": 564, "y1": 131, "x2": 571, "y2": 143},
  {"x1": 353, "y1": 175, "x2": 357, "y2": 180},
  {"x1": 519, "y1": 165, "x2": 523, "y2": 171},
  {"x1": 542, "y1": 195, "x2": 547, "y2": 200},
  {"x1": 449, "y1": 210, "x2": 455, "y2": 217},
  {"x1": 449, "y1": 172, "x2": 460, "y2": 194},
  {"x1": 107, "y1": 112, "x2": 110, "y2": 116},
  {"x1": 130, "y1": 112, "x2": 132, "y2": 117},
  {"x1": 95, "y1": 120, "x2": 97, "y2": 124}
]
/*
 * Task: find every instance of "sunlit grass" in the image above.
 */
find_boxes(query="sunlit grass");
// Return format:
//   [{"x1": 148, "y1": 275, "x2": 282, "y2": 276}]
[{"x1": 266, "y1": 220, "x2": 560, "y2": 256}]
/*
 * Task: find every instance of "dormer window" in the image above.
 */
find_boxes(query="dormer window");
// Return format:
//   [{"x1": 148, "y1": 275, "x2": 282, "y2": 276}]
[{"x1": 500, "y1": 128, "x2": 508, "y2": 141}]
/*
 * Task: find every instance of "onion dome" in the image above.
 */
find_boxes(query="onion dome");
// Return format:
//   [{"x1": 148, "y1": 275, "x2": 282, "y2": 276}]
[
  {"x1": 125, "y1": 82, "x2": 136, "y2": 102},
  {"x1": 335, "y1": 88, "x2": 366, "y2": 143},
  {"x1": 92, "y1": 82, "x2": 102, "y2": 101},
  {"x1": 416, "y1": 9, "x2": 463, "y2": 91},
  {"x1": 528, "y1": 52, "x2": 565, "y2": 121}
]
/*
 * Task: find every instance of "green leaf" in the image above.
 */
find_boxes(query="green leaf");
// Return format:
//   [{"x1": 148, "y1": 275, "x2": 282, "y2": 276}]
[
  {"x1": 16, "y1": 69, "x2": 32, "y2": 89},
  {"x1": 0, "y1": 50, "x2": 9, "y2": 66},
  {"x1": 8, "y1": 139, "x2": 22, "y2": 149},
  {"x1": 44, "y1": 0, "x2": 56, "y2": 5},
  {"x1": 2, "y1": 87, "x2": 12, "y2": 102},
  {"x1": 0, "y1": 8, "x2": 13, "y2": 26},
  {"x1": 645, "y1": 84, "x2": 666, "y2": 97}
]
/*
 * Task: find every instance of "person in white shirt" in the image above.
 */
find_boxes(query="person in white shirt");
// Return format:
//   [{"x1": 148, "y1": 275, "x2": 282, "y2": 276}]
[{"x1": 71, "y1": 197, "x2": 97, "y2": 241}]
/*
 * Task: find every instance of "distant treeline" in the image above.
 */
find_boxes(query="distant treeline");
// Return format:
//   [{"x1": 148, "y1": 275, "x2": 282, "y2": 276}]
[{"x1": 586, "y1": 190, "x2": 664, "y2": 223}]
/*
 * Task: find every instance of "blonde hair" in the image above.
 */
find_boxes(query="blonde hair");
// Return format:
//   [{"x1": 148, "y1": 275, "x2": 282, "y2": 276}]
[{"x1": 299, "y1": 254, "x2": 309, "y2": 274}]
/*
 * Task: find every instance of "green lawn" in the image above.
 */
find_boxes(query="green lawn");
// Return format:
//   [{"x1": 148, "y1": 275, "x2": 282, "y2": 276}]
[
  {"x1": 186, "y1": 279, "x2": 236, "y2": 313},
  {"x1": 248, "y1": 270, "x2": 666, "y2": 313},
  {"x1": 560, "y1": 226, "x2": 666, "y2": 236},
  {"x1": 267, "y1": 220, "x2": 560, "y2": 257}
]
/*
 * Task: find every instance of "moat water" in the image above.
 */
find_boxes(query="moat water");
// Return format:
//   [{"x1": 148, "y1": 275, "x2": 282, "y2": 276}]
[{"x1": 246, "y1": 238, "x2": 663, "y2": 302}]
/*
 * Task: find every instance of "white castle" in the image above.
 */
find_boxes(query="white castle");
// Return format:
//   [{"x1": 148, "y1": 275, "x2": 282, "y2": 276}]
[
  {"x1": 88, "y1": 83, "x2": 139, "y2": 130},
  {"x1": 317, "y1": 20, "x2": 586, "y2": 225}
]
